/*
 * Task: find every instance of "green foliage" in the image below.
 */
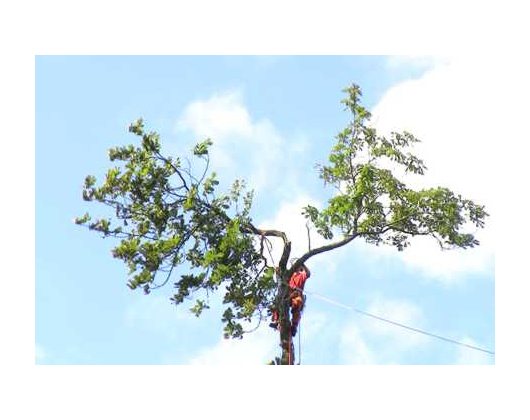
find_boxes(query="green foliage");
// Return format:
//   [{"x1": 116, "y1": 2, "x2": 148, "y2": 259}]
[
  {"x1": 77, "y1": 119, "x2": 275, "y2": 338},
  {"x1": 303, "y1": 84, "x2": 487, "y2": 251},
  {"x1": 193, "y1": 138, "x2": 213, "y2": 156}
]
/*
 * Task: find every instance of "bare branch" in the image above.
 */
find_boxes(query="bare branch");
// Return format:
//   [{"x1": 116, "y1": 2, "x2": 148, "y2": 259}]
[
  {"x1": 197, "y1": 154, "x2": 210, "y2": 187},
  {"x1": 290, "y1": 232, "x2": 359, "y2": 274},
  {"x1": 150, "y1": 262, "x2": 176, "y2": 291},
  {"x1": 154, "y1": 150, "x2": 190, "y2": 192},
  {"x1": 306, "y1": 222, "x2": 312, "y2": 252},
  {"x1": 242, "y1": 222, "x2": 291, "y2": 270}
]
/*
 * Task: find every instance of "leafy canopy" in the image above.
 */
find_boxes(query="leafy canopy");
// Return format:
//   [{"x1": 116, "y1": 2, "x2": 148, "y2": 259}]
[
  {"x1": 77, "y1": 120, "x2": 275, "y2": 338},
  {"x1": 302, "y1": 84, "x2": 487, "y2": 253},
  {"x1": 76, "y1": 84, "x2": 487, "y2": 339}
]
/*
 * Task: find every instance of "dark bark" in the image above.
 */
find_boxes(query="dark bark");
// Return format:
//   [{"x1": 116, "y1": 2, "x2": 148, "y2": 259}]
[
  {"x1": 288, "y1": 233, "x2": 359, "y2": 277},
  {"x1": 278, "y1": 269, "x2": 294, "y2": 364}
]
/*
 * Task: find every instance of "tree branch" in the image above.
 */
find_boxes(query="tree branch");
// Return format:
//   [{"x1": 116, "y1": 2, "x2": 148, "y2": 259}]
[
  {"x1": 244, "y1": 223, "x2": 291, "y2": 271},
  {"x1": 154, "y1": 151, "x2": 190, "y2": 192},
  {"x1": 289, "y1": 215, "x2": 419, "y2": 275},
  {"x1": 306, "y1": 222, "x2": 311, "y2": 252},
  {"x1": 290, "y1": 232, "x2": 359, "y2": 274},
  {"x1": 197, "y1": 154, "x2": 210, "y2": 187},
  {"x1": 244, "y1": 224, "x2": 288, "y2": 241}
]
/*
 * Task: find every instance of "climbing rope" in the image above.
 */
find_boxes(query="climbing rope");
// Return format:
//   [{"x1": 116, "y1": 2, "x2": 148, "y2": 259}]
[
  {"x1": 287, "y1": 326, "x2": 293, "y2": 365},
  {"x1": 307, "y1": 291, "x2": 495, "y2": 356},
  {"x1": 297, "y1": 316, "x2": 302, "y2": 365}
]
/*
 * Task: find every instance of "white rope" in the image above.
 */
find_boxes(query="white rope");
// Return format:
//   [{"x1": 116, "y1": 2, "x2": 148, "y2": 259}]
[{"x1": 307, "y1": 291, "x2": 495, "y2": 356}]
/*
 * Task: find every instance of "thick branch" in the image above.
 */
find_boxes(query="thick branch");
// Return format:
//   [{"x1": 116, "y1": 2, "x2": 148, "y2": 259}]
[
  {"x1": 289, "y1": 217, "x2": 421, "y2": 275},
  {"x1": 278, "y1": 241, "x2": 292, "y2": 272},
  {"x1": 245, "y1": 224, "x2": 288, "y2": 242},
  {"x1": 290, "y1": 232, "x2": 359, "y2": 275},
  {"x1": 244, "y1": 223, "x2": 291, "y2": 271}
]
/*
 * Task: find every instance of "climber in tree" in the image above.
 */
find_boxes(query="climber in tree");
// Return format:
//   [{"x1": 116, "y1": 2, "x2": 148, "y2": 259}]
[
  {"x1": 269, "y1": 263, "x2": 311, "y2": 337},
  {"x1": 76, "y1": 83, "x2": 489, "y2": 364}
]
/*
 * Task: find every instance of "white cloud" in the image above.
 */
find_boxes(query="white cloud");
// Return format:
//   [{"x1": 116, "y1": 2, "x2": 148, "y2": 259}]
[
  {"x1": 455, "y1": 336, "x2": 493, "y2": 365},
  {"x1": 176, "y1": 90, "x2": 306, "y2": 195},
  {"x1": 188, "y1": 324, "x2": 278, "y2": 365},
  {"x1": 257, "y1": 194, "x2": 324, "y2": 265},
  {"x1": 299, "y1": 309, "x2": 328, "y2": 339},
  {"x1": 364, "y1": 297, "x2": 426, "y2": 343},
  {"x1": 177, "y1": 91, "x2": 253, "y2": 142},
  {"x1": 339, "y1": 322, "x2": 377, "y2": 364},
  {"x1": 367, "y1": 56, "x2": 498, "y2": 280},
  {"x1": 339, "y1": 296, "x2": 427, "y2": 364},
  {"x1": 124, "y1": 294, "x2": 195, "y2": 337}
]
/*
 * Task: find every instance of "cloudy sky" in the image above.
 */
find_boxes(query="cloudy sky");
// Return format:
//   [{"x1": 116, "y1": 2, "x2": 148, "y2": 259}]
[
  {"x1": 3, "y1": 0, "x2": 529, "y2": 418},
  {"x1": 35, "y1": 55, "x2": 496, "y2": 367}
]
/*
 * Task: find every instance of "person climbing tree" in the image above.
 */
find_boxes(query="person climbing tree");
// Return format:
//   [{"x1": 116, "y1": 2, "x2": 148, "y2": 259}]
[
  {"x1": 76, "y1": 83, "x2": 488, "y2": 364},
  {"x1": 288, "y1": 263, "x2": 310, "y2": 337},
  {"x1": 269, "y1": 263, "x2": 311, "y2": 337}
]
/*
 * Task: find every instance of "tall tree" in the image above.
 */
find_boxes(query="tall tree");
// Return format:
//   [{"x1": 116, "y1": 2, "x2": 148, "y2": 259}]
[{"x1": 76, "y1": 84, "x2": 487, "y2": 364}]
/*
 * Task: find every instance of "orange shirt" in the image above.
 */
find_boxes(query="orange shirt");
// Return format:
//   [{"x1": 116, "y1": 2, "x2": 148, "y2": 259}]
[{"x1": 289, "y1": 270, "x2": 308, "y2": 290}]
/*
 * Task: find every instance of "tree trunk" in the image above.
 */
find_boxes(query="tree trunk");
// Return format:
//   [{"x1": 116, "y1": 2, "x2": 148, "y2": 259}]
[{"x1": 278, "y1": 271, "x2": 294, "y2": 365}]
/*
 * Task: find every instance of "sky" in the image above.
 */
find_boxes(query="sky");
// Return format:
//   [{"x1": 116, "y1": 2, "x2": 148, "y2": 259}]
[
  {"x1": 35, "y1": 55, "x2": 496, "y2": 366},
  {"x1": 3, "y1": 1, "x2": 530, "y2": 419}
]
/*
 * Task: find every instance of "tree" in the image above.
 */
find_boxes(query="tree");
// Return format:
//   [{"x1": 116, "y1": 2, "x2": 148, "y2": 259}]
[{"x1": 76, "y1": 84, "x2": 488, "y2": 365}]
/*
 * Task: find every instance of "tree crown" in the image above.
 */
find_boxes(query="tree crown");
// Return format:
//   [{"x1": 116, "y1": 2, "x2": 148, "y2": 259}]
[{"x1": 76, "y1": 84, "x2": 487, "y2": 339}]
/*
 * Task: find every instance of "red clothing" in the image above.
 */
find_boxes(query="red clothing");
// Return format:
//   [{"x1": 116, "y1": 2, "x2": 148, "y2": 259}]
[
  {"x1": 289, "y1": 269, "x2": 309, "y2": 290},
  {"x1": 270, "y1": 268, "x2": 310, "y2": 337}
]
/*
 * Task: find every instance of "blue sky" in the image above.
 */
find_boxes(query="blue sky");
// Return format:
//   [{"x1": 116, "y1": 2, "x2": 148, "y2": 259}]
[{"x1": 36, "y1": 55, "x2": 495, "y2": 365}]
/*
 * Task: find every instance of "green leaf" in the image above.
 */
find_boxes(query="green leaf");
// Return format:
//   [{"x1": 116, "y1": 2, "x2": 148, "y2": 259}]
[{"x1": 193, "y1": 138, "x2": 213, "y2": 156}]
